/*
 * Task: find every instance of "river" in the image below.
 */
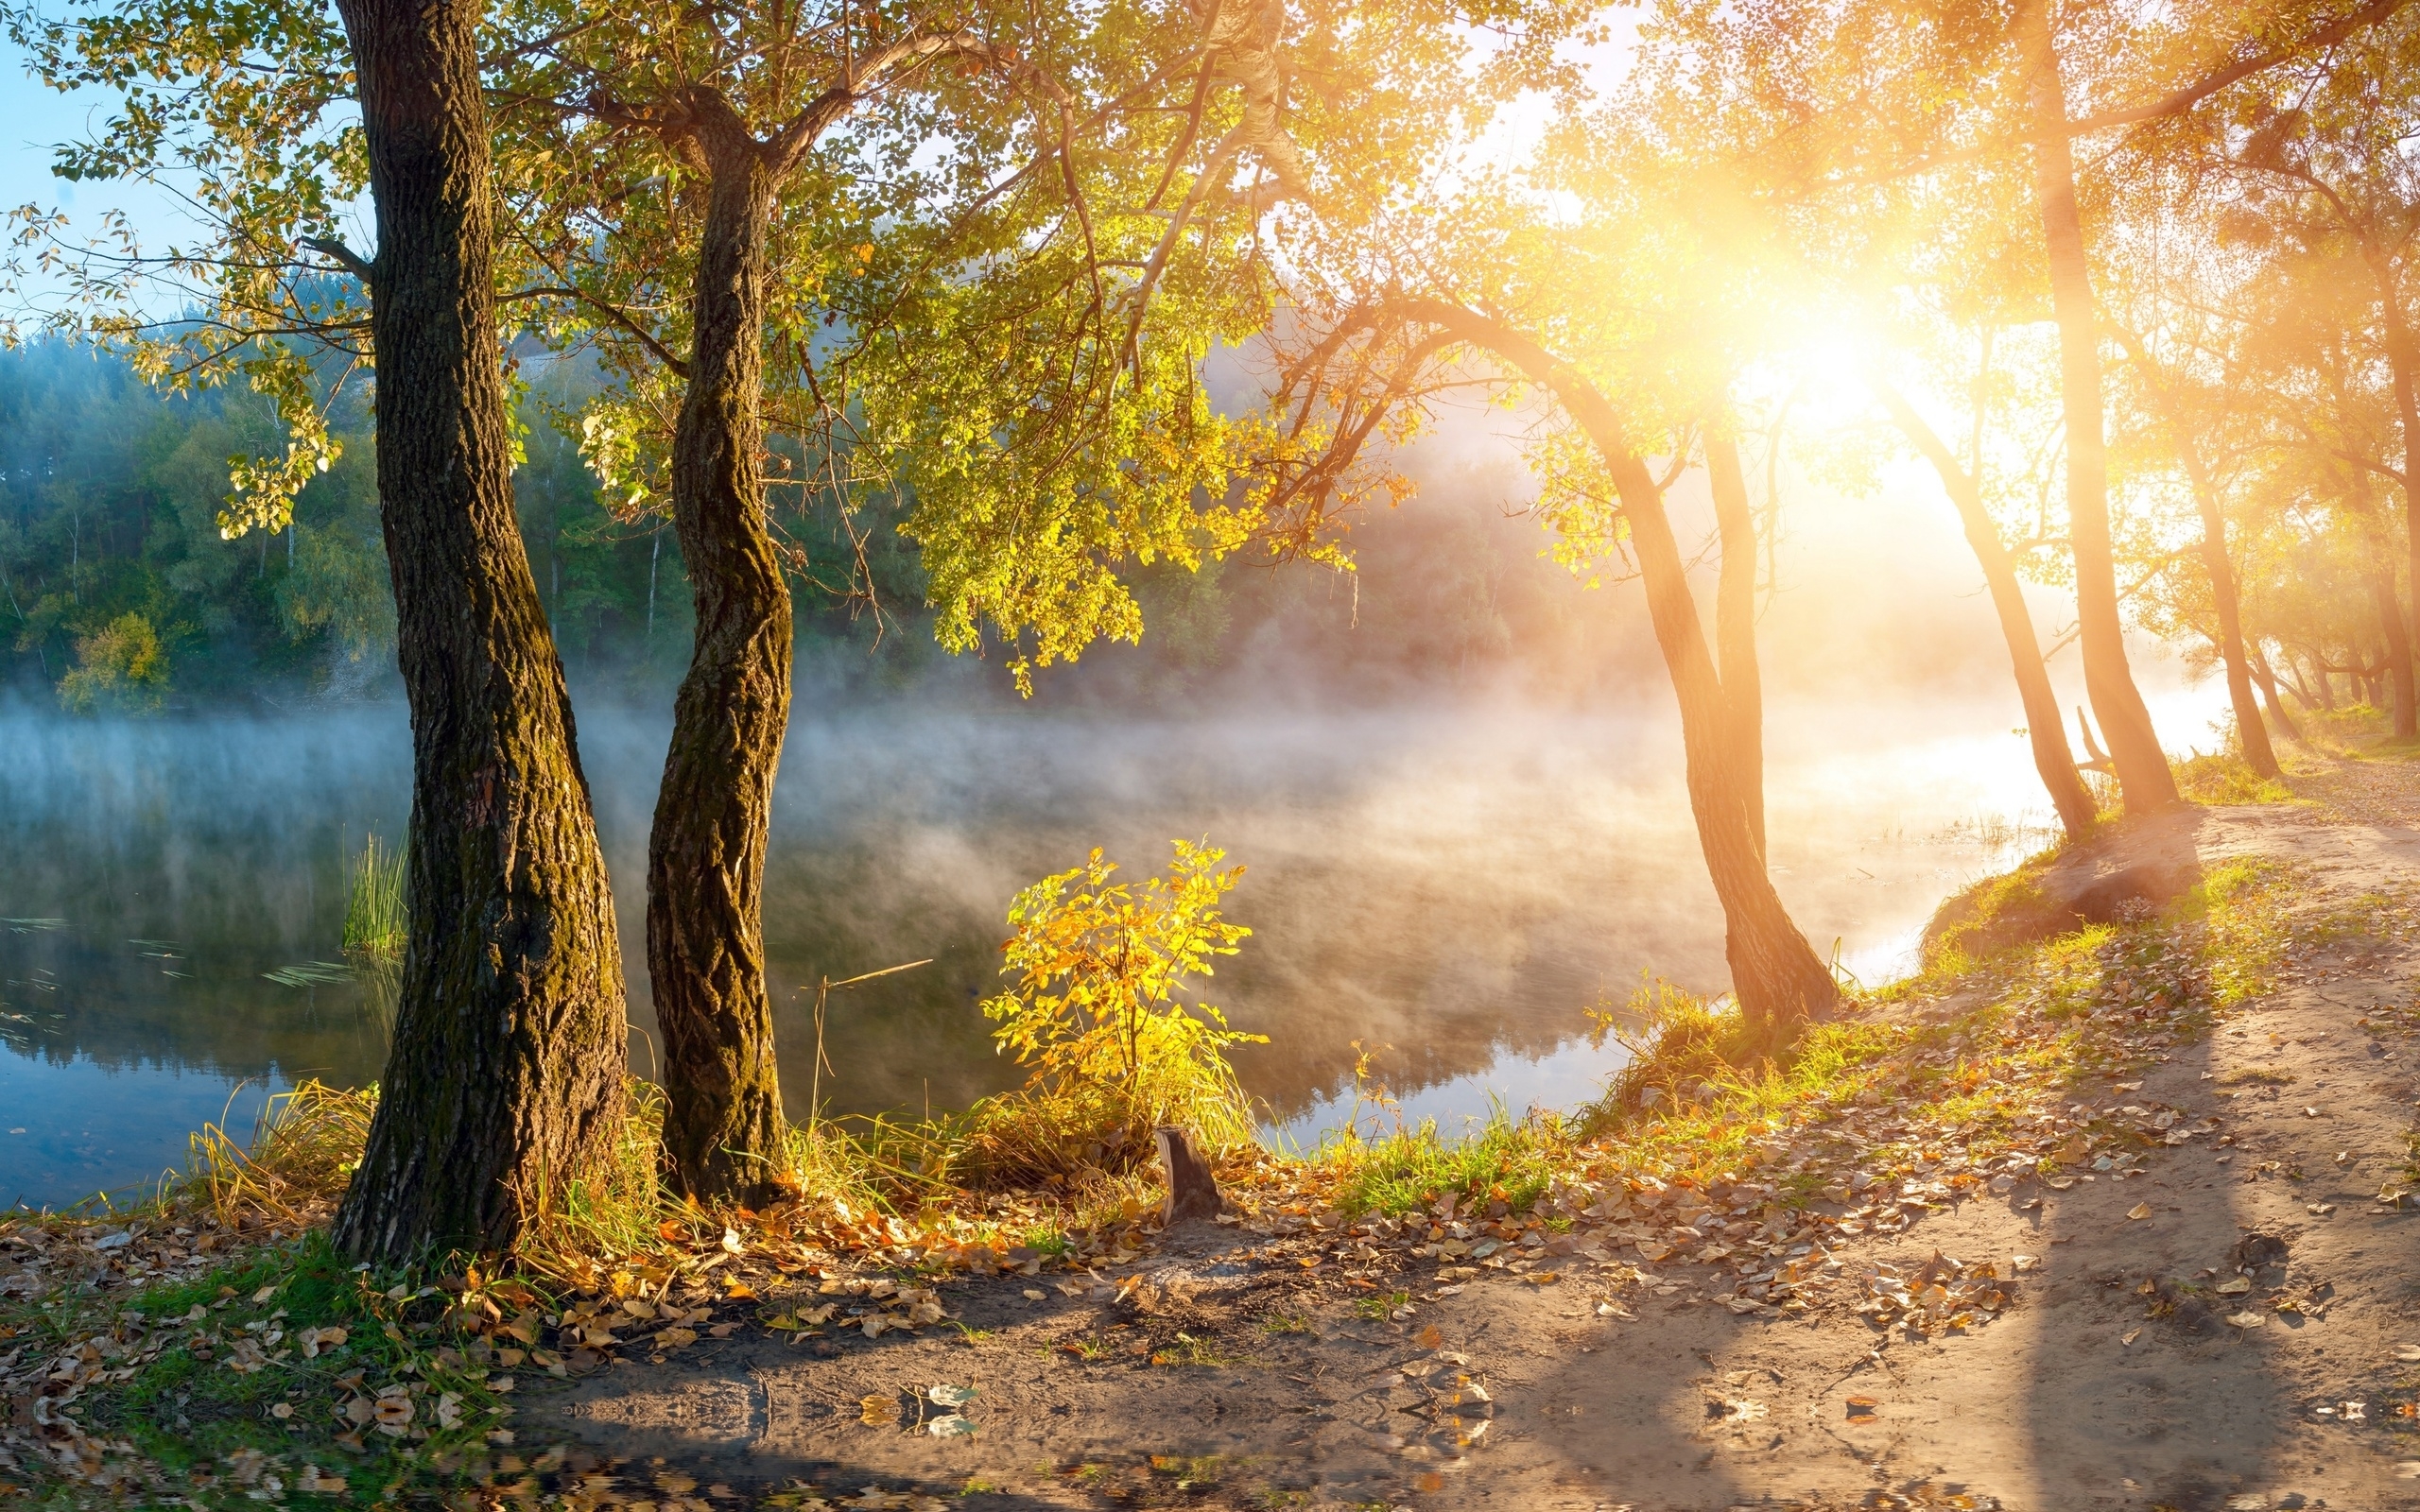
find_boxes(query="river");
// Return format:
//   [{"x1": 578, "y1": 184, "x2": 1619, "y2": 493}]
[{"x1": 0, "y1": 682, "x2": 2224, "y2": 1208}]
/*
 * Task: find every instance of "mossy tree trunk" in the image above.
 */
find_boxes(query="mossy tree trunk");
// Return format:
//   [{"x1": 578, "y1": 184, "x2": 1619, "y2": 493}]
[
  {"x1": 330, "y1": 0, "x2": 629, "y2": 1263},
  {"x1": 647, "y1": 91, "x2": 795, "y2": 1206}
]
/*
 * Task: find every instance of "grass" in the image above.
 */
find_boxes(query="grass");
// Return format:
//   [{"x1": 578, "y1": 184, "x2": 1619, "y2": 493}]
[
  {"x1": 340, "y1": 833, "x2": 406, "y2": 962},
  {"x1": 2171, "y1": 748, "x2": 2292, "y2": 805},
  {"x1": 1332, "y1": 1111, "x2": 1567, "y2": 1218},
  {"x1": 1918, "y1": 844, "x2": 2072, "y2": 969}
]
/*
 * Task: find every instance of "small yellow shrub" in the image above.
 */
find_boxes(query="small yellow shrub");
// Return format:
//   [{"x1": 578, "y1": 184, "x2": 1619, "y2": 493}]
[{"x1": 963, "y1": 839, "x2": 1265, "y2": 1185}]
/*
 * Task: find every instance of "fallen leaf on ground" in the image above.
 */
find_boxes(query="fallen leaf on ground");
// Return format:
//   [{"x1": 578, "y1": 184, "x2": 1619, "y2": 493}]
[
  {"x1": 2126, "y1": 1203, "x2": 2152, "y2": 1221},
  {"x1": 860, "y1": 1394, "x2": 902, "y2": 1426},
  {"x1": 927, "y1": 1383, "x2": 977, "y2": 1408},
  {"x1": 2218, "y1": 1277, "x2": 2253, "y2": 1295},
  {"x1": 926, "y1": 1414, "x2": 976, "y2": 1437},
  {"x1": 2121, "y1": 1328, "x2": 2142, "y2": 1347},
  {"x1": 2396, "y1": 1345, "x2": 2420, "y2": 1363},
  {"x1": 1845, "y1": 1396, "x2": 1878, "y2": 1420},
  {"x1": 2227, "y1": 1311, "x2": 2267, "y2": 1329}
]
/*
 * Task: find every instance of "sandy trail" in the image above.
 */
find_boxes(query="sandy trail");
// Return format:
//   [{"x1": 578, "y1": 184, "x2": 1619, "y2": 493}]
[{"x1": 544, "y1": 788, "x2": 2420, "y2": 1511}]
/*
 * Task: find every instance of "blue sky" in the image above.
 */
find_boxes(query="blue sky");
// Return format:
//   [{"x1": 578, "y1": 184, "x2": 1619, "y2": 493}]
[{"x1": 0, "y1": 57, "x2": 188, "y2": 252}]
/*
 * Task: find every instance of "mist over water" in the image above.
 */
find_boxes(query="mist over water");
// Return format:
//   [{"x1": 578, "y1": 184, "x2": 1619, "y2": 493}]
[{"x1": 0, "y1": 673, "x2": 2229, "y2": 1209}]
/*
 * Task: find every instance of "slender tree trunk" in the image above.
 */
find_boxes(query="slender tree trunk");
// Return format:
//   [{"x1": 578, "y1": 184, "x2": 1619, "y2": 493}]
[
  {"x1": 330, "y1": 0, "x2": 628, "y2": 1262},
  {"x1": 2362, "y1": 255, "x2": 2420, "y2": 654},
  {"x1": 1402, "y1": 301, "x2": 1836, "y2": 1031},
  {"x1": 2299, "y1": 653, "x2": 2334, "y2": 710},
  {"x1": 2245, "y1": 653, "x2": 2304, "y2": 715},
  {"x1": 647, "y1": 102, "x2": 793, "y2": 1205},
  {"x1": 2175, "y1": 449, "x2": 2280, "y2": 777},
  {"x1": 1873, "y1": 380, "x2": 2099, "y2": 837},
  {"x1": 2369, "y1": 569, "x2": 2419, "y2": 737},
  {"x1": 1705, "y1": 433, "x2": 1765, "y2": 860},
  {"x1": 2245, "y1": 641, "x2": 2303, "y2": 743},
  {"x1": 2107, "y1": 331, "x2": 2279, "y2": 779},
  {"x1": 2018, "y1": 1, "x2": 2177, "y2": 812}
]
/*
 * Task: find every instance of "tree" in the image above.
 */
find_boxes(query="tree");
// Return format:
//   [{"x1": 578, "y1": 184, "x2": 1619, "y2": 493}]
[
  {"x1": 15, "y1": 0, "x2": 634, "y2": 1258},
  {"x1": 1870, "y1": 368, "x2": 2101, "y2": 835},
  {"x1": 2100, "y1": 318, "x2": 2283, "y2": 779},
  {"x1": 493, "y1": 0, "x2": 1543, "y2": 1197}
]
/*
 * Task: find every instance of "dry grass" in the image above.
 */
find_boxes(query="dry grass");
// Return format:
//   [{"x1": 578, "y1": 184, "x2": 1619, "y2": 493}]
[{"x1": 181, "y1": 1081, "x2": 376, "y2": 1231}]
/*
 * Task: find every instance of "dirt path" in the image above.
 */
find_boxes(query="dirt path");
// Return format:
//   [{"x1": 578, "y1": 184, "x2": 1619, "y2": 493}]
[{"x1": 540, "y1": 791, "x2": 2420, "y2": 1512}]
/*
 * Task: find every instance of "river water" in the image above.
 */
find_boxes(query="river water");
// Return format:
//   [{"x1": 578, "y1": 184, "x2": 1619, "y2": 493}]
[{"x1": 0, "y1": 684, "x2": 2224, "y2": 1208}]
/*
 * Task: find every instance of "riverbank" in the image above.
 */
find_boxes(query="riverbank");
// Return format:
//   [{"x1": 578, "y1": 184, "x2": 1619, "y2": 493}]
[{"x1": 9, "y1": 755, "x2": 2420, "y2": 1509}]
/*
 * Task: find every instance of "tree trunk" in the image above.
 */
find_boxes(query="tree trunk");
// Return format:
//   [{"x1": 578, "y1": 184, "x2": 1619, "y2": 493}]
[
  {"x1": 2298, "y1": 653, "x2": 2333, "y2": 710},
  {"x1": 1399, "y1": 301, "x2": 1836, "y2": 1032},
  {"x1": 330, "y1": 0, "x2": 629, "y2": 1263},
  {"x1": 2369, "y1": 569, "x2": 2419, "y2": 737},
  {"x1": 2018, "y1": 1, "x2": 2177, "y2": 813},
  {"x1": 2107, "y1": 332, "x2": 2280, "y2": 781},
  {"x1": 1156, "y1": 1126, "x2": 1225, "y2": 1223},
  {"x1": 1705, "y1": 433, "x2": 1765, "y2": 860},
  {"x1": 648, "y1": 99, "x2": 794, "y2": 1206},
  {"x1": 2175, "y1": 449, "x2": 2280, "y2": 778},
  {"x1": 2362, "y1": 254, "x2": 2420, "y2": 657},
  {"x1": 2245, "y1": 641, "x2": 2304, "y2": 743},
  {"x1": 1873, "y1": 380, "x2": 2099, "y2": 836}
]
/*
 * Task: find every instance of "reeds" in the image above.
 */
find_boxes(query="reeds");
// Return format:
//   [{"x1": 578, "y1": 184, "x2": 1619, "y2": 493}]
[
  {"x1": 182, "y1": 1080, "x2": 378, "y2": 1228},
  {"x1": 342, "y1": 832, "x2": 406, "y2": 961}
]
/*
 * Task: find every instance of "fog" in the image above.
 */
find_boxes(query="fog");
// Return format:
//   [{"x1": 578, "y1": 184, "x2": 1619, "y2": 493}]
[{"x1": 0, "y1": 416, "x2": 2236, "y2": 1205}]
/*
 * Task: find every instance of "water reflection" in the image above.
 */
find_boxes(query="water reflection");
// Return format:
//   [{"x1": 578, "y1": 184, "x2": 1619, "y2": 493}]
[{"x1": 0, "y1": 686, "x2": 2222, "y2": 1208}]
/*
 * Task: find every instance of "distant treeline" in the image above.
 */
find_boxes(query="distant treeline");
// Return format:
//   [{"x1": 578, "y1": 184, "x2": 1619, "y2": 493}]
[{"x1": 0, "y1": 339, "x2": 1679, "y2": 711}]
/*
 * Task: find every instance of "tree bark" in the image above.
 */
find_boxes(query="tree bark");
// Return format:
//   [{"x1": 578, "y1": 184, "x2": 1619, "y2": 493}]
[
  {"x1": 1705, "y1": 433, "x2": 1765, "y2": 860},
  {"x1": 330, "y1": 0, "x2": 629, "y2": 1263},
  {"x1": 1400, "y1": 300, "x2": 1836, "y2": 1032},
  {"x1": 647, "y1": 93, "x2": 794, "y2": 1206},
  {"x1": 1872, "y1": 380, "x2": 2099, "y2": 837},
  {"x1": 2018, "y1": 1, "x2": 2178, "y2": 812},
  {"x1": 2188, "y1": 500, "x2": 2283, "y2": 777}
]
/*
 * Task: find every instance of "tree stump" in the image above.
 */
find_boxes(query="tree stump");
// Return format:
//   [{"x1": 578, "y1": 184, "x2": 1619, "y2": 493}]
[{"x1": 1155, "y1": 1126, "x2": 1225, "y2": 1224}]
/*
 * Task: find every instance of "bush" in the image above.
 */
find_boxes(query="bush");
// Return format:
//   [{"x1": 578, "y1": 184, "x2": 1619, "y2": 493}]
[{"x1": 960, "y1": 839, "x2": 1266, "y2": 1186}]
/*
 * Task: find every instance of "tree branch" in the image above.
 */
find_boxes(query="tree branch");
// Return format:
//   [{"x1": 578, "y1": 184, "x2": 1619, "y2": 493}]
[{"x1": 302, "y1": 236, "x2": 372, "y2": 284}]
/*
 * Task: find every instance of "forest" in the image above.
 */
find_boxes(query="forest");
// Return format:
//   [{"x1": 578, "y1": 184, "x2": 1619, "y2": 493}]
[
  {"x1": 0, "y1": 338, "x2": 1703, "y2": 709},
  {"x1": 6, "y1": 0, "x2": 2420, "y2": 1502}
]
